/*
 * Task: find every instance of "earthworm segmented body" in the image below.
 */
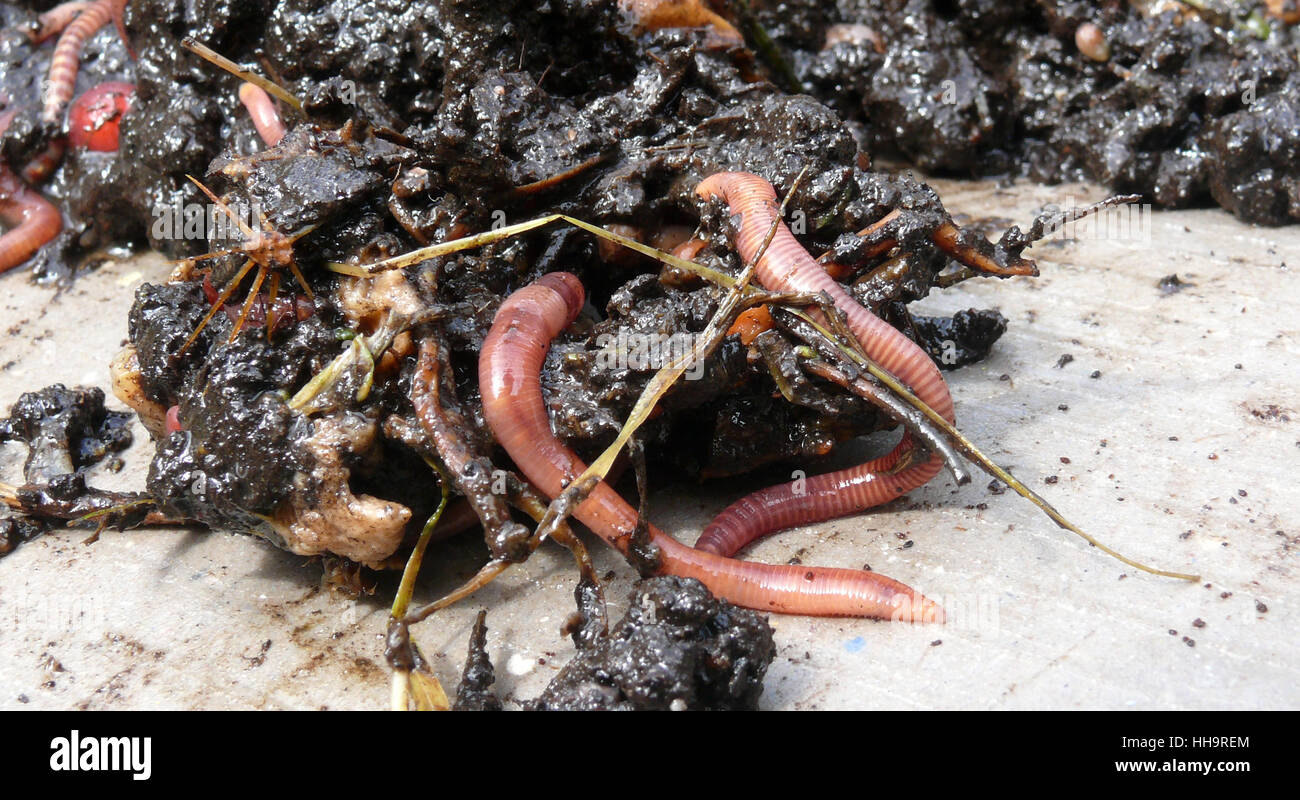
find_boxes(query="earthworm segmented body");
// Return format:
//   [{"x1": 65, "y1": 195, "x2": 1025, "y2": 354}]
[
  {"x1": 2, "y1": 0, "x2": 130, "y2": 271},
  {"x1": 0, "y1": 111, "x2": 63, "y2": 273},
  {"x1": 28, "y1": 1, "x2": 90, "y2": 44},
  {"x1": 697, "y1": 437, "x2": 941, "y2": 557},
  {"x1": 480, "y1": 271, "x2": 941, "y2": 620},
  {"x1": 238, "y1": 83, "x2": 285, "y2": 148},
  {"x1": 42, "y1": 0, "x2": 125, "y2": 123},
  {"x1": 19, "y1": 138, "x2": 67, "y2": 185},
  {"x1": 0, "y1": 164, "x2": 63, "y2": 274},
  {"x1": 67, "y1": 81, "x2": 134, "y2": 151},
  {"x1": 692, "y1": 172, "x2": 955, "y2": 557},
  {"x1": 696, "y1": 173, "x2": 955, "y2": 421}
]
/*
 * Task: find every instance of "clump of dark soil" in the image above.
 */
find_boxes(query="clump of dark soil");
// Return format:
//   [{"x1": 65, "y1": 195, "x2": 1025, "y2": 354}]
[
  {"x1": 0, "y1": 384, "x2": 142, "y2": 556},
  {"x1": 454, "y1": 576, "x2": 775, "y2": 711},
  {"x1": 0, "y1": 515, "x2": 46, "y2": 556},
  {"x1": 913, "y1": 308, "x2": 1009, "y2": 369},
  {"x1": 779, "y1": 0, "x2": 1300, "y2": 225},
  {"x1": 81, "y1": 0, "x2": 1032, "y2": 557},
  {"x1": 0, "y1": 384, "x2": 132, "y2": 484}
]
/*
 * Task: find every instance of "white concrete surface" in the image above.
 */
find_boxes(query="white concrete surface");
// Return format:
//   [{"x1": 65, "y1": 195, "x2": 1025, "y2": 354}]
[{"x1": 0, "y1": 177, "x2": 1295, "y2": 709}]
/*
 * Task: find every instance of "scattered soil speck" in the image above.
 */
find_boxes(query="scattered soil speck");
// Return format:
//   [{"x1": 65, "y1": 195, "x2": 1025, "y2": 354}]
[{"x1": 1158, "y1": 274, "x2": 1194, "y2": 295}]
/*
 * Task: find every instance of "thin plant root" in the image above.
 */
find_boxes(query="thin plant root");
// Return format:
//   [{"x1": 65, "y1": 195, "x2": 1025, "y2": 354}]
[
  {"x1": 790, "y1": 304, "x2": 1199, "y2": 581},
  {"x1": 399, "y1": 479, "x2": 603, "y2": 629},
  {"x1": 387, "y1": 458, "x2": 453, "y2": 711},
  {"x1": 181, "y1": 37, "x2": 303, "y2": 112}
]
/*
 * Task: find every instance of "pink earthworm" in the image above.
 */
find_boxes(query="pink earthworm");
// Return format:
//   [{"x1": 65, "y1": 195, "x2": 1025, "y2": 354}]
[
  {"x1": 41, "y1": 0, "x2": 127, "y2": 124},
  {"x1": 696, "y1": 435, "x2": 942, "y2": 557},
  {"x1": 0, "y1": 110, "x2": 62, "y2": 272},
  {"x1": 28, "y1": 1, "x2": 91, "y2": 44},
  {"x1": 692, "y1": 172, "x2": 953, "y2": 556},
  {"x1": 479, "y1": 271, "x2": 941, "y2": 621},
  {"x1": 0, "y1": 163, "x2": 63, "y2": 274},
  {"x1": 238, "y1": 83, "x2": 285, "y2": 148},
  {"x1": 20, "y1": 138, "x2": 67, "y2": 185},
  {"x1": 0, "y1": 107, "x2": 67, "y2": 186}
]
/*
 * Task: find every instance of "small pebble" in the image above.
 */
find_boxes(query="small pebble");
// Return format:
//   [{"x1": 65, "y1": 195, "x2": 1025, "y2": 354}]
[{"x1": 1075, "y1": 22, "x2": 1111, "y2": 62}]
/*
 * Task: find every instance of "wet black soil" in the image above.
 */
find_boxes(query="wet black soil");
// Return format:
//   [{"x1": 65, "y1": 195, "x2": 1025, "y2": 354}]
[
  {"x1": 0, "y1": 384, "x2": 146, "y2": 554},
  {"x1": 4, "y1": 1, "x2": 1297, "y2": 285},
  {"x1": 0, "y1": 384, "x2": 132, "y2": 484},
  {"x1": 527, "y1": 576, "x2": 775, "y2": 710},
  {"x1": 783, "y1": 0, "x2": 1300, "y2": 225}
]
